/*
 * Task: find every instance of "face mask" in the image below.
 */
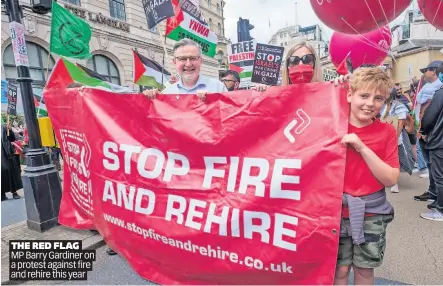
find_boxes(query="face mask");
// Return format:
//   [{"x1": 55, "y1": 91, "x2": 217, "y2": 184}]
[
  {"x1": 439, "y1": 73, "x2": 443, "y2": 82},
  {"x1": 288, "y1": 64, "x2": 314, "y2": 84}
]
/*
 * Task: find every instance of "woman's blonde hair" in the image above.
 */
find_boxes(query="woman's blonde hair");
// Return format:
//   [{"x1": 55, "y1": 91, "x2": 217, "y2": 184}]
[{"x1": 281, "y1": 40, "x2": 323, "y2": 86}]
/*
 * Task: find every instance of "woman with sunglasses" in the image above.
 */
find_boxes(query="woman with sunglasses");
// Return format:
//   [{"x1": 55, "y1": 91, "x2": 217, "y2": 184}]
[
  {"x1": 252, "y1": 40, "x2": 346, "y2": 92},
  {"x1": 281, "y1": 40, "x2": 324, "y2": 85}
]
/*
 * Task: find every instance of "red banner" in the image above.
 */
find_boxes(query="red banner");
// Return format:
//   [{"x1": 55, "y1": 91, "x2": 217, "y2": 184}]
[{"x1": 44, "y1": 77, "x2": 349, "y2": 284}]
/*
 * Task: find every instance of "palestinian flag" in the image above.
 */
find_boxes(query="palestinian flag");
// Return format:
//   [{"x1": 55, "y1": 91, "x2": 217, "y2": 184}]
[
  {"x1": 229, "y1": 61, "x2": 254, "y2": 79},
  {"x1": 165, "y1": 0, "x2": 217, "y2": 58},
  {"x1": 133, "y1": 49, "x2": 171, "y2": 89},
  {"x1": 46, "y1": 57, "x2": 132, "y2": 93},
  {"x1": 34, "y1": 94, "x2": 48, "y2": 117},
  {"x1": 77, "y1": 64, "x2": 109, "y2": 82}
]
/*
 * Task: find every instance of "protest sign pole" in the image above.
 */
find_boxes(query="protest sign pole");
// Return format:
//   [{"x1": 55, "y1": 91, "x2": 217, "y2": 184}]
[
  {"x1": 5, "y1": 0, "x2": 62, "y2": 232},
  {"x1": 158, "y1": 22, "x2": 168, "y2": 88},
  {"x1": 37, "y1": 52, "x2": 51, "y2": 118},
  {"x1": 161, "y1": 34, "x2": 167, "y2": 87}
]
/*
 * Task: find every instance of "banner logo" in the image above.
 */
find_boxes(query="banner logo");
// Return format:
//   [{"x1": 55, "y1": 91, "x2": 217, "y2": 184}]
[{"x1": 284, "y1": 109, "x2": 311, "y2": 143}]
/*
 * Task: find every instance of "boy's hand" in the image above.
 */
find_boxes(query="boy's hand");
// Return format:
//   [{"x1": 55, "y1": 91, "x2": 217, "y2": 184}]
[{"x1": 341, "y1": 133, "x2": 367, "y2": 153}]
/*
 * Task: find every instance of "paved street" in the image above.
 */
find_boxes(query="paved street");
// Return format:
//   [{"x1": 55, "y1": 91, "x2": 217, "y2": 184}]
[
  {"x1": 57, "y1": 245, "x2": 407, "y2": 285},
  {"x1": 1, "y1": 189, "x2": 26, "y2": 227},
  {"x1": 377, "y1": 172, "x2": 443, "y2": 285},
  {"x1": 4, "y1": 172, "x2": 442, "y2": 285}
]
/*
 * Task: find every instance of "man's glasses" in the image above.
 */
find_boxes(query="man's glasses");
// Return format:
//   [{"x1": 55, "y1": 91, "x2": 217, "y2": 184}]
[
  {"x1": 287, "y1": 54, "x2": 316, "y2": 67},
  {"x1": 175, "y1": 56, "x2": 200, "y2": 63},
  {"x1": 221, "y1": 79, "x2": 236, "y2": 83}
]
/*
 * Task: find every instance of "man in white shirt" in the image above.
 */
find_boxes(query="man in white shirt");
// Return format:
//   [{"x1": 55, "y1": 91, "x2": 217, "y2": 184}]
[{"x1": 143, "y1": 39, "x2": 227, "y2": 100}]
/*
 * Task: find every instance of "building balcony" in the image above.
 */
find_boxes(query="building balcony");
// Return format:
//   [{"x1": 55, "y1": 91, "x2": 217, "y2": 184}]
[{"x1": 217, "y1": 34, "x2": 230, "y2": 45}]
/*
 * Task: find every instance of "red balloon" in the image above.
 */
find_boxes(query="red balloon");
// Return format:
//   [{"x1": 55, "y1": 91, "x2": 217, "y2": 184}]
[
  {"x1": 329, "y1": 26, "x2": 392, "y2": 70},
  {"x1": 310, "y1": 0, "x2": 411, "y2": 34},
  {"x1": 418, "y1": 0, "x2": 443, "y2": 30}
]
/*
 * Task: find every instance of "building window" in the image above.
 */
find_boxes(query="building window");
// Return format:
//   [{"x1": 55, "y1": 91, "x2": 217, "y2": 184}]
[
  {"x1": 207, "y1": 0, "x2": 211, "y2": 9},
  {"x1": 2, "y1": 42, "x2": 55, "y2": 115},
  {"x1": 86, "y1": 55, "x2": 121, "y2": 85},
  {"x1": 216, "y1": 3, "x2": 220, "y2": 14},
  {"x1": 209, "y1": 18, "x2": 213, "y2": 30},
  {"x1": 3, "y1": 42, "x2": 54, "y2": 82},
  {"x1": 63, "y1": 0, "x2": 81, "y2": 5},
  {"x1": 218, "y1": 23, "x2": 222, "y2": 35},
  {"x1": 280, "y1": 33, "x2": 283, "y2": 39},
  {"x1": 109, "y1": 0, "x2": 126, "y2": 21},
  {"x1": 281, "y1": 43, "x2": 283, "y2": 46}
]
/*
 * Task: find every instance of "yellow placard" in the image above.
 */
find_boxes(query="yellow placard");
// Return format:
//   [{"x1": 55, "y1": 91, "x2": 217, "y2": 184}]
[
  {"x1": 38, "y1": 117, "x2": 59, "y2": 147},
  {"x1": 380, "y1": 115, "x2": 399, "y2": 131}
]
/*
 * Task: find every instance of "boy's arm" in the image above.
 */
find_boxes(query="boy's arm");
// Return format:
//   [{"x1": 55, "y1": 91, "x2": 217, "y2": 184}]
[
  {"x1": 359, "y1": 147, "x2": 400, "y2": 187},
  {"x1": 342, "y1": 130, "x2": 400, "y2": 187}
]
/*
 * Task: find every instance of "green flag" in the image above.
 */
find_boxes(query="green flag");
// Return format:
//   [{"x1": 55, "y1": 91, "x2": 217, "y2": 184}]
[{"x1": 50, "y1": 1, "x2": 92, "y2": 59}]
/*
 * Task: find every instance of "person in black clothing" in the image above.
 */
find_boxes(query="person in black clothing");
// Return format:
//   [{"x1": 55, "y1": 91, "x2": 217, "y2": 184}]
[
  {"x1": 419, "y1": 70, "x2": 443, "y2": 221},
  {"x1": 2, "y1": 123, "x2": 22, "y2": 201}
]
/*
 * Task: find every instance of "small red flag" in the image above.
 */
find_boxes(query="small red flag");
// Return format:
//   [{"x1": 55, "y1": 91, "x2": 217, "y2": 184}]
[
  {"x1": 34, "y1": 96, "x2": 40, "y2": 107},
  {"x1": 336, "y1": 52, "x2": 352, "y2": 75}
]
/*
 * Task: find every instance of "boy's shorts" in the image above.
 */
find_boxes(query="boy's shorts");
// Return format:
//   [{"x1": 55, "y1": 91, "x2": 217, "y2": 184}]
[{"x1": 337, "y1": 214, "x2": 393, "y2": 269}]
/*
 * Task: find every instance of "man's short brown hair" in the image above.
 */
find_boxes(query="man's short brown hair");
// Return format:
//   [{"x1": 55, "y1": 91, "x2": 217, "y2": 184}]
[{"x1": 350, "y1": 67, "x2": 394, "y2": 96}]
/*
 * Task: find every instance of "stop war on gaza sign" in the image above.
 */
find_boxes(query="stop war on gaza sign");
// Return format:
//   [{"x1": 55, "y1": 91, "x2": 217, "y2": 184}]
[
  {"x1": 251, "y1": 43, "x2": 284, "y2": 86},
  {"x1": 44, "y1": 57, "x2": 348, "y2": 285}
]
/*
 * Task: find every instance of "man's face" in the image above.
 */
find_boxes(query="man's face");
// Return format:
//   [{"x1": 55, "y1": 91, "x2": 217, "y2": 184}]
[
  {"x1": 347, "y1": 88, "x2": 387, "y2": 125},
  {"x1": 423, "y1": 68, "x2": 437, "y2": 83},
  {"x1": 221, "y1": 74, "x2": 239, "y2": 91},
  {"x1": 394, "y1": 85, "x2": 402, "y2": 97},
  {"x1": 173, "y1": 45, "x2": 202, "y2": 84}
]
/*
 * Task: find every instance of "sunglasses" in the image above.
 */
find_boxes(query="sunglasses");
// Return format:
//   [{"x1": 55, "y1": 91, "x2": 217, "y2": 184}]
[{"x1": 287, "y1": 54, "x2": 316, "y2": 67}]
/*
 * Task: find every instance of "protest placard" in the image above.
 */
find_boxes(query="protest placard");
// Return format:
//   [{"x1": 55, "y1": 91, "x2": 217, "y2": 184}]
[
  {"x1": 7, "y1": 84, "x2": 18, "y2": 116},
  {"x1": 380, "y1": 115, "x2": 399, "y2": 131},
  {"x1": 251, "y1": 43, "x2": 284, "y2": 86},
  {"x1": 143, "y1": 0, "x2": 175, "y2": 29},
  {"x1": 228, "y1": 40, "x2": 256, "y2": 88}
]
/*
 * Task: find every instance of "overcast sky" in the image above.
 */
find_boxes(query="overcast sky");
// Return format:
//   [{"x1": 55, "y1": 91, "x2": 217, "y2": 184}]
[{"x1": 223, "y1": 0, "x2": 415, "y2": 44}]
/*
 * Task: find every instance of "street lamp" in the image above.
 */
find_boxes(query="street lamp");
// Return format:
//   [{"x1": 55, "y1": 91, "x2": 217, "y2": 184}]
[{"x1": 4, "y1": 0, "x2": 62, "y2": 232}]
